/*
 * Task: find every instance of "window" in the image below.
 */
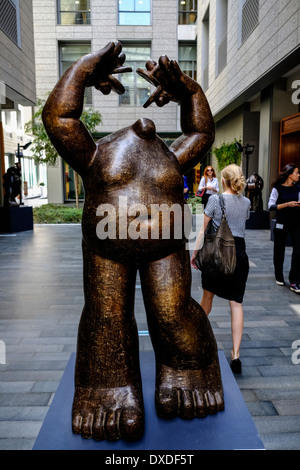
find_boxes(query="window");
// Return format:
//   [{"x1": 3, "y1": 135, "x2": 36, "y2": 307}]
[
  {"x1": 59, "y1": 43, "x2": 92, "y2": 105},
  {"x1": 240, "y1": 0, "x2": 259, "y2": 44},
  {"x1": 178, "y1": 43, "x2": 197, "y2": 81},
  {"x1": 58, "y1": 0, "x2": 91, "y2": 25},
  {"x1": 178, "y1": 0, "x2": 197, "y2": 25},
  {"x1": 216, "y1": 0, "x2": 228, "y2": 76},
  {"x1": 119, "y1": 44, "x2": 151, "y2": 106},
  {"x1": 201, "y1": 8, "x2": 209, "y2": 92},
  {"x1": 118, "y1": 0, "x2": 151, "y2": 26},
  {"x1": 0, "y1": 0, "x2": 21, "y2": 46}
]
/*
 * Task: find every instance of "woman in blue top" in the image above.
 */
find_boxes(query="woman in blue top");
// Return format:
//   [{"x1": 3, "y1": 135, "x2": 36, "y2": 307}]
[
  {"x1": 191, "y1": 164, "x2": 250, "y2": 374},
  {"x1": 268, "y1": 163, "x2": 300, "y2": 293}
]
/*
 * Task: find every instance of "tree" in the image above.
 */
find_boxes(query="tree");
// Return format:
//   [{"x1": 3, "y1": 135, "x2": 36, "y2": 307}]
[{"x1": 25, "y1": 97, "x2": 102, "y2": 207}]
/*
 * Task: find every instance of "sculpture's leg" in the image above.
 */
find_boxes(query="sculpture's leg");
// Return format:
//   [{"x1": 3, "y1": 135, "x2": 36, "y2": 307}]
[
  {"x1": 72, "y1": 242, "x2": 144, "y2": 441},
  {"x1": 140, "y1": 246, "x2": 224, "y2": 419}
]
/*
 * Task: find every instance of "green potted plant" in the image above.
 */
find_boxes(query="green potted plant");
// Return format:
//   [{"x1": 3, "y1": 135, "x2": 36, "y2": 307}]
[{"x1": 213, "y1": 140, "x2": 242, "y2": 171}]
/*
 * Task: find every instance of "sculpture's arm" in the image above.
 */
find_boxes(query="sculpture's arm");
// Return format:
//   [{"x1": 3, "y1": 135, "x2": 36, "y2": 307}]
[
  {"x1": 42, "y1": 42, "x2": 131, "y2": 176},
  {"x1": 137, "y1": 57, "x2": 215, "y2": 174}
]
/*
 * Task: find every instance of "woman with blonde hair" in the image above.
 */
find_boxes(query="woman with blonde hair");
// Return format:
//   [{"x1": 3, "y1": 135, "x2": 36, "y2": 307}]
[
  {"x1": 197, "y1": 165, "x2": 219, "y2": 207},
  {"x1": 191, "y1": 164, "x2": 251, "y2": 373}
]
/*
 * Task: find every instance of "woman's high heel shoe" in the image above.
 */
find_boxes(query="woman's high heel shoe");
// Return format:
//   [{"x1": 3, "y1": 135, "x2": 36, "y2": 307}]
[{"x1": 230, "y1": 358, "x2": 242, "y2": 374}]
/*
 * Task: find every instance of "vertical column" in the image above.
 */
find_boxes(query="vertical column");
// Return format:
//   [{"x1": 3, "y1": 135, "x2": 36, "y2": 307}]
[{"x1": 258, "y1": 86, "x2": 272, "y2": 209}]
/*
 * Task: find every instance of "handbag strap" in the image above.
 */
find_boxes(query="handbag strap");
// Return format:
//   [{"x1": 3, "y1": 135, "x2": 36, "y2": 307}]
[{"x1": 219, "y1": 194, "x2": 226, "y2": 216}]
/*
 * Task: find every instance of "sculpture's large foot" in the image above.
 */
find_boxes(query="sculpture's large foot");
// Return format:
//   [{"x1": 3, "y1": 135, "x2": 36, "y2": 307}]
[
  {"x1": 155, "y1": 358, "x2": 224, "y2": 419},
  {"x1": 72, "y1": 385, "x2": 144, "y2": 441}
]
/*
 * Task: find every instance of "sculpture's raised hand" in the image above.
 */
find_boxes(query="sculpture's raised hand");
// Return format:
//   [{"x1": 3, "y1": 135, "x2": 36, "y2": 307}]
[
  {"x1": 84, "y1": 41, "x2": 132, "y2": 95},
  {"x1": 137, "y1": 55, "x2": 198, "y2": 108}
]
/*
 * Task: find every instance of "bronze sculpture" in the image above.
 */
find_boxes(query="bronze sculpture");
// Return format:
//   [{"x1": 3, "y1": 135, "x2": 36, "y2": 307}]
[{"x1": 42, "y1": 41, "x2": 224, "y2": 442}]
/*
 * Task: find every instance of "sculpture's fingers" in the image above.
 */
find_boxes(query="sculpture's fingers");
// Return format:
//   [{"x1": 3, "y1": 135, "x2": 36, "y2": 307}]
[
  {"x1": 112, "y1": 40, "x2": 122, "y2": 57},
  {"x1": 95, "y1": 81, "x2": 112, "y2": 95},
  {"x1": 158, "y1": 55, "x2": 171, "y2": 74},
  {"x1": 100, "y1": 41, "x2": 115, "y2": 57},
  {"x1": 117, "y1": 51, "x2": 126, "y2": 66},
  {"x1": 136, "y1": 67, "x2": 160, "y2": 87},
  {"x1": 107, "y1": 74, "x2": 125, "y2": 94},
  {"x1": 170, "y1": 59, "x2": 182, "y2": 79},
  {"x1": 156, "y1": 90, "x2": 171, "y2": 107},
  {"x1": 142, "y1": 85, "x2": 163, "y2": 108},
  {"x1": 112, "y1": 66, "x2": 133, "y2": 74},
  {"x1": 146, "y1": 59, "x2": 157, "y2": 71}
]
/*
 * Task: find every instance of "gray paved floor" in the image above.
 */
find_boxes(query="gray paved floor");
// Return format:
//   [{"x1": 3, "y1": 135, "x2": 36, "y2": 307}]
[{"x1": 0, "y1": 224, "x2": 299, "y2": 450}]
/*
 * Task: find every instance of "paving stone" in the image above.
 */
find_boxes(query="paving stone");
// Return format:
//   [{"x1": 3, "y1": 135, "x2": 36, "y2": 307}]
[
  {"x1": 254, "y1": 415, "x2": 300, "y2": 434},
  {"x1": 272, "y1": 400, "x2": 300, "y2": 416},
  {"x1": 246, "y1": 401, "x2": 278, "y2": 416},
  {"x1": 258, "y1": 432, "x2": 300, "y2": 450},
  {"x1": 0, "y1": 393, "x2": 51, "y2": 407},
  {"x1": 0, "y1": 421, "x2": 42, "y2": 438},
  {"x1": 0, "y1": 382, "x2": 34, "y2": 393},
  {"x1": 0, "y1": 438, "x2": 36, "y2": 450}
]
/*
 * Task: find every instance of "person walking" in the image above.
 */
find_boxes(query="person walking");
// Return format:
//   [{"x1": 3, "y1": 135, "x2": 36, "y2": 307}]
[
  {"x1": 268, "y1": 163, "x2": 300, "y2": 294},
  {"x1": 197, "y1": 166, "x2": 219, "y2": 207},
  {"x1": 191, "y1": 164, "x2": 250, "y2": 373}
]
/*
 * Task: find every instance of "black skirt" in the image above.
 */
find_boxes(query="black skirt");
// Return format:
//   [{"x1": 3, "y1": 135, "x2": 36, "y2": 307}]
[{"x1": 201, "y1": 237, "x2": 249, "y2": 304}]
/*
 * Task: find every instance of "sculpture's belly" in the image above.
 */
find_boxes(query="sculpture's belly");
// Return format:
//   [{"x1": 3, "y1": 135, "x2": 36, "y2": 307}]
[
  {"x1": 82, "y1": 132, "x2": 191, "y2": 262},
  {"x1": 82, "y1": 192, "x2": 191, "y2": 263}
]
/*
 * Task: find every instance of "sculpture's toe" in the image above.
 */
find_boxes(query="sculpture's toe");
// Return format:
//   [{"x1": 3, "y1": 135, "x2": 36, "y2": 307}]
[
  {"x1": 92, "y1": 409, "x2": 106, "y2": 441},
  {"x1": 105, "y1": 410, "x2": 121, "y2": 441},
  {"x1": 81, "y1": 412, "x2": 94, "y2": 439},
  {"x1": 194, "y1": 390, "x2": 207, "y2": 418},
  {"x1": 119, "y1": 408, "x2": 144, "y2": 441},
  {"x1": 204, "y1": 390, "x2": 218, "y2": 415},
  {"x1": 155, "y1": 388, "x2": 178, "y2": 419},
  {"x1": 179, "y1": 389, "x2": 194, "y2": 420}
]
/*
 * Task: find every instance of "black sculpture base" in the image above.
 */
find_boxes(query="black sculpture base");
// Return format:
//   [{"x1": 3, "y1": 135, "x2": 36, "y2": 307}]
[
  {"x1": 33, "y1": 351, "x2": 264, "y2": 451},
  {"x1": 245, "y1": 210, "x2": 270, "y2": 229},
  {"x1": 0, "y1": 206, "x2": 33, "y2": 233}
]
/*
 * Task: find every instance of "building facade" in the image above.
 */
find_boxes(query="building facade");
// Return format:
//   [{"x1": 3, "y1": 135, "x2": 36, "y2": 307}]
[
  {"x1": 197, "y1": 0, "x2": 300, "y2": 207},
  {"x1": 0, "y1": 0, "x2": 37, "y2": 205},
  {"x1": 32, "y1": 0, "x2": 198, "y2": 203}
]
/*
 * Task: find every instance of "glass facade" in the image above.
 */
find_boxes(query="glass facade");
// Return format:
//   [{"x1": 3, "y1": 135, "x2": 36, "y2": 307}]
[
  {"x1": 179, "y1": 43, "x2": 197, "y2": 81},
  {"x1": 178, "y1": 0, "x2": 197, "y2": 25},
  {"x1": 58, "y1": 0, "x2": 91, "y2": 25},
  {"x1": 119, "y1": 44, "x2": 151, "y2": 106},
  {"x1": 118, "y1": 0, "x2": 151, "y2": 25}
]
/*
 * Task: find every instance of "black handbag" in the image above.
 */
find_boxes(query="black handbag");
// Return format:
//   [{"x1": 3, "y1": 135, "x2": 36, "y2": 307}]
[{"x1": 194, "y1": 194, "x2": 236, "y2": 276}]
